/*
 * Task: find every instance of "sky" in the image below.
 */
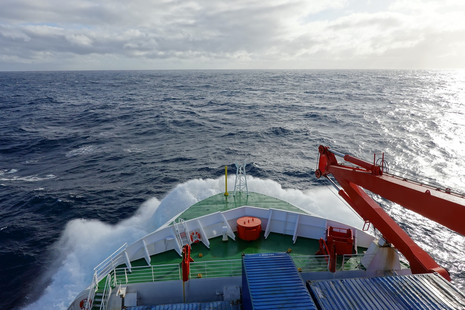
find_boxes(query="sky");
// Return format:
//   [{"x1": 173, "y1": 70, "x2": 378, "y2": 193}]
[{"x1": 1, "y1": 0, "x2": 465, "y2": 71}]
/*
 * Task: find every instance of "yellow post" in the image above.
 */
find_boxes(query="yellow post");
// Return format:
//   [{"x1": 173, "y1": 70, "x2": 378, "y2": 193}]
[{"x1": 224, "y1": 166, "x2": 229, "y2": 196}]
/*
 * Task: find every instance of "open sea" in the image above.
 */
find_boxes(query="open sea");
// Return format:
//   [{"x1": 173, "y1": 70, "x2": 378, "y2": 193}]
[{"x1": 1, "y1": 70, "x2": 465, "y2": 309}]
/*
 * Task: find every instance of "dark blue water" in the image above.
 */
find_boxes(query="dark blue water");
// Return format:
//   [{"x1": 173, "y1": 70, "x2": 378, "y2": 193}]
[{"x1": 1, "y1": 70, "x2": 464, "y2": 309}]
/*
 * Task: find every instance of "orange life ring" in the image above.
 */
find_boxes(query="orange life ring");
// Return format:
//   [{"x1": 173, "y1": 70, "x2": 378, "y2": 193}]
[
  {"x1": 190, "y1": 231, "x2": 201, "y2": 243},
  {"x1": 79, "y1": 298, "x2": 92, "y2": 310}
]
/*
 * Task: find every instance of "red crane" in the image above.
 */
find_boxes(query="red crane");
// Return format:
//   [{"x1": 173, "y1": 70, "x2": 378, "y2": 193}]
[{"x1": 315, "y1": 145, "x2": 465, "y2": 281}]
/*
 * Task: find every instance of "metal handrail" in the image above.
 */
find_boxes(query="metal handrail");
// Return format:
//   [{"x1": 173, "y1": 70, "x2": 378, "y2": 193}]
[
  {"x1": 84, "y1": 272, "x2": 98, "y2": 310},
  {"x1": 174, "y1": 218, "x2": 192, "y2": 248},
  {"x1": 81, "y1": 243, "x2": 128, "y2": 310},
  {"x1": 94, "y1": 243, "x2": 128, "y2": 281},
  {"x1": 89, "y1": 252, "x2": 374, "y2": 309},
  {"x1": 99, "y1": 274, "x2": 112, "y2": 310},
  {"x1": 112, "y1": 264, "x2": 182, "y2": 286},
  {"x1": 292, "y1": 255, "x2": 330, "y2": 272},
  {"x1": 190, "y1": 259, "x2": 242, "y2": 278},
  {"x1": 341, "y1": 253, "x2": 375, "y2": 271}
]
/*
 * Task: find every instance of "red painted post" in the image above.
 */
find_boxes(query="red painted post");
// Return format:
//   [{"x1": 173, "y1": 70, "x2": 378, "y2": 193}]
[
  {"x1": 181, "y1": 245, "x2": 194, "y2": 282},
  {"x1": 329, "y1": 243, "x2": 337, "y2": 273}
]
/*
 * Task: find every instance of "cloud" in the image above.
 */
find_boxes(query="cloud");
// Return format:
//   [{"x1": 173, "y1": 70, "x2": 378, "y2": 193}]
[
  {"x1": 65, "y1": 34, "x2": 93, "y2": 46},
  {"x1": 0, "y1": 25, "x2": 31, "y2": 42},
  {"x1": 0, "y1": 0, "x2": 464, "y2": 69}
]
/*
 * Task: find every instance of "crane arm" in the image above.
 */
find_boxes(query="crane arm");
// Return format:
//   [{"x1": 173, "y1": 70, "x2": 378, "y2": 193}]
[
  {"x1": 315, "y1": 145, "x2": 462, "y2": 281},
  {"x1": 328, "y1": 165, "x2": 465, "y2": 236}
]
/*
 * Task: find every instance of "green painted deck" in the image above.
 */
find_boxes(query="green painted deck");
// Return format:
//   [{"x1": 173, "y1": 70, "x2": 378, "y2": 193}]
[
  {"x1": 106, "y1": 192, "x2": 369, "y2": 290},
  {"x1": 175, "y1": 192, "x2": 308, "y2": 222},
  {"x1": 110, "y1": 233, "x2": 324, "y2": 289},
  {"x1": 122, "y1": 191, "x2": 318, "y2": 272},
  {"x1": 129, "y1": 232, "x2": 320, "y2": 268},
  {"x1": 109, "y1": 231, "x2": 369, "y2": 289},
  {"x1": 130, "y1": 191, "x2": 366, "y2": 267}
]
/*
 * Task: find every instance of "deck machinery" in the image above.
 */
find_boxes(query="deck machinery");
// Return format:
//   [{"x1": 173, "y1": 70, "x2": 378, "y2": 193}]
[{"x1": 315, "y1": 145, "x2": 465, "y2": 281}]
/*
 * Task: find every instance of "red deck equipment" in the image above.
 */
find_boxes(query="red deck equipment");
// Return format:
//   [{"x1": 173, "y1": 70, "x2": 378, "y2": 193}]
[
  {"x1": 326, "y1": 226, "x2": 354, "y2": 256},
  {"x1": 315, "y1": 227, "x2": 353, "y2": 272},
  {"x1": 314, "y1": 145, "x2": 465, "y2": 281},
  {"x1": 181, "y1": 245, "x2": 194, "y2": 281},
  {"x1": 237, "y1": 216, "x2": 261, "y2": 241}
]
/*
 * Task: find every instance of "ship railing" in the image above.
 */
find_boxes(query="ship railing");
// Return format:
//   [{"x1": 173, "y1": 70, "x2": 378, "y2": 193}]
[
  {"x1": 94, "y1": 243, "x2": 128, "y2": 283},
  {"x1": 84, "y1": 272, "x2": 98, "y2": 310},
  {"x1": 103, "y1": 253, "x2": 374, "y2": 290},
  {"x1": 82, "y1": 243, "x2": 128, "y2": 310},
  {"x1": 99, "y1": 274, "x2": 112, "y2": 310},
  {"x1": 341, "y1": 253, "x2": 375, "y2": 271},
  {"x1": 292, "y1": 255, "x2": 331, "y2": 272},
  {"x1": 189, "y1": 259, "x2": 242, "y2": 279},
  {"x1": 111, "y1": 263, "x2": 182, "y2": 286}
]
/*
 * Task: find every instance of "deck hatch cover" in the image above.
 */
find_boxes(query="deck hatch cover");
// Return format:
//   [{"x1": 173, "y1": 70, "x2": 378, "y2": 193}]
[
  {"x1": 242, "y1": 252, "x2": 317, "y2": 310},
  {"x1": 308, "y1": 273, "x2": 465, "y2": 310}
]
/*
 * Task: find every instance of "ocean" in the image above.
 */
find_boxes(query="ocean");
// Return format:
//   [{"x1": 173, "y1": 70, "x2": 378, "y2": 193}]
[{"x1": 0, "y1": 69, "x2": 464, "y2": 309}]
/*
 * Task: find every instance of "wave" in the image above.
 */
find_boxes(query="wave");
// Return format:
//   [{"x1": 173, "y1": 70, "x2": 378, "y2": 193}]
[{"x1": 0, "y1": 173, "x2": 56, "y2": 182}]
